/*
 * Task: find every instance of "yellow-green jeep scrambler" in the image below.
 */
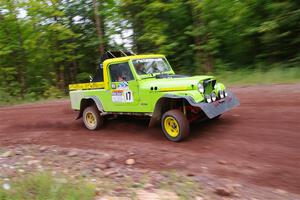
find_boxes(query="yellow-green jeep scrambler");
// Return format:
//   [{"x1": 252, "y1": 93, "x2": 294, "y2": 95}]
[{"x1": 69, "y1": 51, "x2": 239, "y2": 142}]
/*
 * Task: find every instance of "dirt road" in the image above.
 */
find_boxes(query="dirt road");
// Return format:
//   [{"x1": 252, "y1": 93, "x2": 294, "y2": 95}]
[{"x1": 0, "y1": 84, "x2": 299, "y2": 195}]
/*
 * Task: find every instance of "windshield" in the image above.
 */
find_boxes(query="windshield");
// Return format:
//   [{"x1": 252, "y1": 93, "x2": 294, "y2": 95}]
[{"x1": 132, "y1": 58, "x2": 171, "y2": 75}]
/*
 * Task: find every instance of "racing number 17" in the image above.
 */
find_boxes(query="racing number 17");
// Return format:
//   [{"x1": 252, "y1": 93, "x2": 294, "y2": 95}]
[{"x1": 125, "y1": 91, "x2": 132, "y2": 102}]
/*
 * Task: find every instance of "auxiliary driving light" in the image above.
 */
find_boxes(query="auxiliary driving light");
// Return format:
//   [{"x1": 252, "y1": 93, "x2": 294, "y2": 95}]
[
  {"x1": 224, "y1": 90, "x2": 228, "y2": 97},
  {"x1": 219, "y1": 90, "x2": 225, "y2": 98},
  {"x1": 205, "y1": 95, "x2": 212, "y2": 103},
  {"x1": 197, "y1": 83, "x2": 204, "y2": 93},
  {"x1": 211, "y1": 93, "x2": 217, "y2": 101}
]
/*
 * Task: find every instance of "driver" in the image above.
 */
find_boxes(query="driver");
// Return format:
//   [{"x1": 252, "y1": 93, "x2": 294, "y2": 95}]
[
  {"x1": 117, "y1": 70, "x2": 130, "y2": 82},
  {"x1": 135, "y1": 62, "x2": 146, "y2": 75},
  {"x1": 117, "y1": 75, "x2": 125, "y2": 82}
]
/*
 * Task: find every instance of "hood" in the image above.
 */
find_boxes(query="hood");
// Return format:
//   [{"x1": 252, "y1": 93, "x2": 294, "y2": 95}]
[{"x1": 139, "y1": 75, "x2": 215, "y2": 92}]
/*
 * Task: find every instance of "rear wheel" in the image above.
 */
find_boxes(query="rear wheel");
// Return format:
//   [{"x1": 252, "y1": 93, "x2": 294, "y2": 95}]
[
  {"x1": 83, "y1": 105, "x2": 103, "y2": 130},
  {"x1": 161, "y1": 109, "x2": 190, "y2": 142}
]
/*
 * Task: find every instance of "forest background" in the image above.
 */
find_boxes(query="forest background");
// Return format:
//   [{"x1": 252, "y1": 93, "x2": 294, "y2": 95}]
[{"x1": 0, "y1": 0, "x2": 299, "y2": 103}]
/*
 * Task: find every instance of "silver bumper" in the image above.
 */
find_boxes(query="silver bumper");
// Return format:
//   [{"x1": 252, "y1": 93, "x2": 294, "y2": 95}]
[{"x1": 194, "y1": 91, "x2": 240, "y2": 119}]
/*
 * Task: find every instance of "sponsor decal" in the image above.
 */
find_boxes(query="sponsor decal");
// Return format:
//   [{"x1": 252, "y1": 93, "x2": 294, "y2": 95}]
[
  {"x1": 112, "y1": 88, "x2": 133, "y2": 103},
  {"x1": 117, "y1": 82, "x2": 129, "y2": 88}
]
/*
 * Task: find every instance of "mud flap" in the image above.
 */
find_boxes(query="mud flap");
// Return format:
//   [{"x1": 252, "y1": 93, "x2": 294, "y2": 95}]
[{"x1": 197, "y1": 91, "x2": 240, "y2": 119}]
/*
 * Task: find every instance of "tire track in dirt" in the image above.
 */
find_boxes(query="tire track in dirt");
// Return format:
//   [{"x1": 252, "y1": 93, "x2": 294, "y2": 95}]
[{"x1": 0, "y1": 84, "x2": 299, "y2": 194}]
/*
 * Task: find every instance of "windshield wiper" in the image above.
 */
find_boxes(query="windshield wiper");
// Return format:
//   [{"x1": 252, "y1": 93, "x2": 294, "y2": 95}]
[
  {"x1": 141, "y1": 75, "x2": 156, "y2": 80},
  {"x1": 140, "y1": 72, "x2": 170, "y2": 79}
]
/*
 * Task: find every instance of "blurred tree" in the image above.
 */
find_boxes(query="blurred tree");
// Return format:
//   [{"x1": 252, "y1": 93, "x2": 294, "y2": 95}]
[
  {"x1": 0, "y1": 0, "x2": 299, "y2": 101},
  {"x1": 92, "y1": 0, "x2": 105, "y2": 55},
  {"x1": 0, "y1": 0, "x2": 26, "y2": 96},
  {"x1": 120, "y1": 0, "x2": 198, "y2": 73}
]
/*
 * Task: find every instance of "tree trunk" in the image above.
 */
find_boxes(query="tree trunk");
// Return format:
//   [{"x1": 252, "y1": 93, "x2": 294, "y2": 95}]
[
  {"x1": 8, "y1": 1, "x2": 26, "y2": 96},
  {"x1": 189, "y1": 0, "x2": 213, "y2": 73},
  {"x1": 205, "y1": 53, "x2": 213, "y2": 72},
  {"x1": 71, "y1": 59, "x2": 78, "y2": 82},
  {"x1": 92, "y1": 0, "x2": 105, "y2": 55},
  {"x1": 59, "y1": 65, "x2": 65, "y2": 90},
  {"x1": 16, "y1": 28, "x2": 26, "y2": 96},
  {"x1": 190, "y1": 1, "x2": 203, "y2": 73}
]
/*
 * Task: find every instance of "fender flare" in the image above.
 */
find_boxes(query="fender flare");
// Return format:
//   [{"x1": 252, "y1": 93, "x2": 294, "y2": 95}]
[
  {"x1": 148, "y1": 94, "x2": 194, "y2": 128},
  {"x1": 149, "y1": 91, "x2": 240, "y2": 126},
  {"x1": 77, "y1": 96, "x2": 105, "y2": 119}
]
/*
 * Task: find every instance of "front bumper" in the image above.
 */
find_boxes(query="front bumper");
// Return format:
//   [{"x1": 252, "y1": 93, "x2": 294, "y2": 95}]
[{"x1": 192, "y1": 91, "x2": 240, "y2": 119}]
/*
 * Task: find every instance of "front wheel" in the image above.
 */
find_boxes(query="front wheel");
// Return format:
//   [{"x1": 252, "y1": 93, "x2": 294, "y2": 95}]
[
  {"x1": 83, "y1": 105, "x2": 104, "y2": 130},
  {"x1": 161, "y1": 109, "x2": 190, "y2": 142}
]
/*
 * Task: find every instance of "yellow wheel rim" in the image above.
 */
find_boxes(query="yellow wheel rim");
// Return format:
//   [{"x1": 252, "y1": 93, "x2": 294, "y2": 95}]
[
  {"x1": 86, "y1": 112, "x2": 96, "y2": 126},
  {"x1": 164, "y1": 116, "x2": 180, "y2": 137}
]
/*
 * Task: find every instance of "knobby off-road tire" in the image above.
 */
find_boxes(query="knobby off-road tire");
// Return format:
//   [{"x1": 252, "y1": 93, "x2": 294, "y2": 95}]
[
  {"x1": 161, "y1": 109, "x2": 190, "y2": 142},
  {"x1": 83, "y1": 105, "x2": 104, "y2": 130}
]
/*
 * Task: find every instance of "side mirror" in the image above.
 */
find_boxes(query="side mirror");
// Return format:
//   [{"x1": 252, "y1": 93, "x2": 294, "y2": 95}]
[{"x1": 89, "y1": 75, "x2": 93, "y2": 82}]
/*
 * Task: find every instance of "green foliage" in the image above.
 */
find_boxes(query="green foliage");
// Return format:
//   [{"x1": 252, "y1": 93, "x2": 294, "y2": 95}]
[
  {"x1": 215, "y1": 67, "x2": 300, "y2": 86},
  {"x1": 0, "y1": 0, "x2": 299, "y2": 104},
  {"x1": 43, "y1": 86, "x2": 64, "y2": 99},
  {"x1": 160, "y1": 171, "x2": 202, "y2": 199},
  {"x1": 0, "y1": 173, "x2": 95, "y2": 200},
  {"x1": 76, "y1": 72, "x2": 91, "y2": 83},
  {"x1": 120, "y1": 0, "x2": 300, "y2": 72}
]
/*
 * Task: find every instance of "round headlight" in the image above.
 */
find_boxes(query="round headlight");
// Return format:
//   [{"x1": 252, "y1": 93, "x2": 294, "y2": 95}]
[
  {"x1": 211, "y1": 93, "x2": 217, "y2": 101},
  {"x1": 205, "y1": 95, "x2": 212, "y2": 103},
  {"x1": 197, "y1": 83, "x2": 204, "y2": 93}
]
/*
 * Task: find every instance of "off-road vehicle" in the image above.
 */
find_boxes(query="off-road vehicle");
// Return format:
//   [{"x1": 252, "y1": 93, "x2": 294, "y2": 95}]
[{"x1": 69, "y1": 51, "x2": 239, "y2": 142}]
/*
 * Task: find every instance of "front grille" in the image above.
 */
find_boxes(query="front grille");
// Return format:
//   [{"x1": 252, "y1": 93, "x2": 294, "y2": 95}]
[{"x1": 203, "y1": 79, "x2": 216, "y2": 94}]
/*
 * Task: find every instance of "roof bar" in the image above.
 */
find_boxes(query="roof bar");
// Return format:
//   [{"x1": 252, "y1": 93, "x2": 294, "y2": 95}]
[
  {"x1": 120, "y1": 50, "x2": 128, "y2": 56},
  {"x1": 107, "y1": 51, "x2": 116, "y2": 58}
]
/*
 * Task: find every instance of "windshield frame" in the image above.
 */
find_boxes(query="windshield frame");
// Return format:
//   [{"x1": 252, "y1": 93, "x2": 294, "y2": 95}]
[{"x1": 130, "y1": 57, "x2": 174, "y2": 79}]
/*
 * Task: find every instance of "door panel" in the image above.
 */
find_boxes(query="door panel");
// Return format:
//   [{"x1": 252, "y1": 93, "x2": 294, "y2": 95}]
[
  {"x1": 109, "y1": 62, "x2": 139, "y2": 107},
  {"x1": 111, "y1": 80, "x2": 139, "y2": 106}
]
